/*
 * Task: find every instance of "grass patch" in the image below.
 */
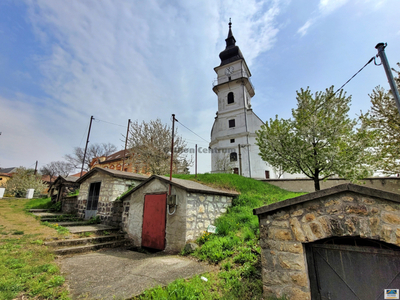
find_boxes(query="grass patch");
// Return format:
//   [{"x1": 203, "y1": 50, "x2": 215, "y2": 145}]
[
  {"x1": 24, "y1": 197, "x2": 63, "y2": 212},
  {"x1": 134, "y1": 173, "x2": 304, "y2": 299},
  {"x1": 0, "y1": 198, "x2": 70, "y2": 299}
]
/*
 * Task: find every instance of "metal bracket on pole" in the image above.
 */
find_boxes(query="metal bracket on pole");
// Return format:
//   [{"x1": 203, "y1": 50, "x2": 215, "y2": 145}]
[{"x1": 375, "y1": 43, "x2": 400, "y2": 117}]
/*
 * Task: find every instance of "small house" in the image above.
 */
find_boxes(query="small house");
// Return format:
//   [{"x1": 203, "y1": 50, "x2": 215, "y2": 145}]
[
  {"x1": 120, "y1": 175, "x2": 239, "y2": 253},
  {"x1": 49, "y1": 175, "x2": 80, "y2": 214},
  {"x1": 253, "y1": 184, "x2": 400, "y2": 300},
  {"x1": 76, "y1": 168, "x2": 149, "y2": 226}
]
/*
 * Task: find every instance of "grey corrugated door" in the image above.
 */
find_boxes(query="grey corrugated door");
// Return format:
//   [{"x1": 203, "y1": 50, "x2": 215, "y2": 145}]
[
  {"x1": 307, "y1": 243, "x2": 400, "y2": 300},
  {"x1": 85, "y1": 182, "x2": 101, "y2": 220}
]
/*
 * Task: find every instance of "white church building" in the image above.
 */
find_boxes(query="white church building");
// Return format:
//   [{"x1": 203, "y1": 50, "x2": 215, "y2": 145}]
[{"x1": 210, "y1": 22, "x2": 301, "y2": 179}]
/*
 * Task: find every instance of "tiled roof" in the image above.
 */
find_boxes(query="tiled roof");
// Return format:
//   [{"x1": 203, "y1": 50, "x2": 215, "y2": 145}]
[{"x1": 0, "y1": 167, "x2": 17, "y2": 174}]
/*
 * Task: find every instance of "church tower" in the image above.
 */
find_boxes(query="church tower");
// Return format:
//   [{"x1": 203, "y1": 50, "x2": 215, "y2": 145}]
[{"x1": 210, "y1": 21, "x2": 274, "y2": 178}]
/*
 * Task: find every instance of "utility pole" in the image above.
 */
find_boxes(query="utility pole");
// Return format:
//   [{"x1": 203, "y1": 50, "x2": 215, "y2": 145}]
[
  {"x1": 375, "y1": 43, "x2": 400, "y2": 116},
  {"x1": 195, "y1": 144, "x2": 198, "y2": 178},
  {"x1": 238, "y1": 144, "x2": 242, "y2": 176},
  {"x1": 80, "y1": 116, "x2": 94, "y2": 178},
  {"x1": 122, "y1": 119, "x2": 131, "y2": 172},
  {"x1": 169, "y1": 114, "x2": 176, "y2": 195},
  {"x1": 34, "y1": 161, "x2": 38, "y2": 175}
]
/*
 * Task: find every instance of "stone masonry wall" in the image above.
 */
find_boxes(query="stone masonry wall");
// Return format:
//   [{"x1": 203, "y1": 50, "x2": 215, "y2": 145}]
[
  {"x1": 258, "y1": 191, "x2": 400, "y2": 300},
  {"x1": 77, "y1": 172, "x2": 139, "y2": 225},
  {"x1": 186, "y1": 193, "x2": 232, "y2": 241},
  {"x1": 62, "y1": 196, "x2": 78, "y2": 214}
]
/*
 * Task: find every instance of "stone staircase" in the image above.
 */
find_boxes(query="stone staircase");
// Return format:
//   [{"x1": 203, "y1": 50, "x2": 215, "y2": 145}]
[{"x1": 30, "y1": 209, "x2": 131, "y2": 255}]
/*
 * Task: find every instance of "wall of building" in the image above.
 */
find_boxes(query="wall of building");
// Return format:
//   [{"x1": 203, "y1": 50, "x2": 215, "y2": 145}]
[
  {"x1": 257, "y1": 191, "x2": 400, "y2": 300},
  {"x1": 77, "y1": 172, "x2": 140, "y2": 226},
  {"x1": 123, "y1": 180, "x2": 187, "y2": 253},
  {"x1": 123, "y1": 179, "x2": 234, "y2": 253},
  {"x1": 62, "y1": 196, "x2": 78, "y2": 214},
  {"x1": 263, "y1": 177, "x2": 400, "y2": 194},
  {"x1": 186, "y1": 192, "x2": 232, "y2": 241}
]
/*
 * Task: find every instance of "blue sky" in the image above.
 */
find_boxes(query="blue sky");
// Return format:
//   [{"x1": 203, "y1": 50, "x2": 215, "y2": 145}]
[{"x1": 0, "y1": 0, "x2": 399, "y2": 174}]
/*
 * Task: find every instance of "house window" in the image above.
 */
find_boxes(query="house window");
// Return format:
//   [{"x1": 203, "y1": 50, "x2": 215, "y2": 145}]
[
  {"x1": 227, "y1": 92, "x2": 234, "y2": 104},
  {"x1": 233, "y1": 167, "x2": 239, "y2": 174},
  {"x1": 230, "y1": 152, "x2": 237, "y2": 162},
  {"x1": 229, "y1": 119, "x2": 235, "y2": 128},
  {"x1": 265, "y1": 171, "x2": 270, "y2": 179},
  {"x1": 230, "y1": 139, "x2": 235, "y2": 143}
]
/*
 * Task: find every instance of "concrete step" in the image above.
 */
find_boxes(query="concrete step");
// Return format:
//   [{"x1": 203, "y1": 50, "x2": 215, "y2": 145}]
[
  {"x1": 44, "y1": 234, "x2": 126, "y2": 247},
  {"x1": 65, "y1": 224, "x2": 119, "y2": 235},
  {"x1": 47, "y1": 221, "x2": 94, "y2": 227},
  {"x1": 29, "y1": 209, "x2": 50, "y2": 212},
  {"x1": 41, "y1": 216, "x2": 81, "y2": 222},
  {"x1": 54, "y1": 239, "x2": 130, "y2": 255},
  {"x1": 32, "y1": 212, "x2": 64, "y2": 217}
]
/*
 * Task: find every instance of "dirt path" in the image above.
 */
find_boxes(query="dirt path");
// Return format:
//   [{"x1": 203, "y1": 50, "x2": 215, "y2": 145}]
[{"x1": 59, "y1": 248, "x2": 213, "y2": 299}]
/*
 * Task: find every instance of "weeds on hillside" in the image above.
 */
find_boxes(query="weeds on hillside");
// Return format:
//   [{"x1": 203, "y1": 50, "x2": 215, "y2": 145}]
[{"x1": 134, "y1": 173, "x2": 303, "y2": 299}]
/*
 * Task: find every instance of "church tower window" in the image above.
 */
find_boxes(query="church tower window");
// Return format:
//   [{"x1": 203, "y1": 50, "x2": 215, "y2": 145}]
[
  {"x1": 229, "y1": 119, "x2": 235, "y2": 128},
  {"x1": 227, "y1": 92, "x2": 234, "y2": 104},
  {"x1": 230, "y1": 152, "x2": 238, "y2": 162}
]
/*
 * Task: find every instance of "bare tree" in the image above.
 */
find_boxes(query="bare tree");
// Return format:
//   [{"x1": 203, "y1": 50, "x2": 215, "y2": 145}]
[
  {"x1": 214, "y1": 155, "x2": 234, "y2": 173},
  {"x1": 127, "y1": 119, "x2": 192, "y2": 175},
  {"x1": 40, "y1": 161, "x2": 74, "y2": 183},
  {"x1": 65, "y1": 143, "x2": 117, "y2": 171}
]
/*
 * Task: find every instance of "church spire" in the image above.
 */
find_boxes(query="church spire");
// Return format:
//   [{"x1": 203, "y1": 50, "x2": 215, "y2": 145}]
[
  {"x1": 225, "y1": 18, "x2": 236, "y2": 48},
  {"x1": 219, "y1": 19, "x2": 243, "y2": 66}
]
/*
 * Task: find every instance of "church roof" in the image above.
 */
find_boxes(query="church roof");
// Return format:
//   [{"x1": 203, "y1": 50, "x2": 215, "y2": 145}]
[{"x1": 219, "y1": 20, "x2": 244, "y2": 66}]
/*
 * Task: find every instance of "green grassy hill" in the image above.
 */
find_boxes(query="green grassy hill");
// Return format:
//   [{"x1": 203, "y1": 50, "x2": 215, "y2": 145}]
[{"x1": 135, "y1": 173, "x2": 305, "y2": 300}]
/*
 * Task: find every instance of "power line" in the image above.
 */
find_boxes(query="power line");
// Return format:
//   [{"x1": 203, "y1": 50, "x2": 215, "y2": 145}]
[
  {"x1": 333, "y1": 56, "x2": 375, "y2": 95},
  {"x1": 174, "y1": 119, "x2": 209, "y2": 143},
  {"x1": 95, "y1": 118, "x2": 126, "y2": 128},
  {"x1": 313, "y1": 55, "x2": 375, "y2": 113}
]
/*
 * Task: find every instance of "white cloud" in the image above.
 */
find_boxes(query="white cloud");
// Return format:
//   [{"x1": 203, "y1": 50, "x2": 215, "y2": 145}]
[
  {"x1": 318, "y1": 0, "x2": 349, "y2": 15},
  {"x1": 297, "y1": 19, "x2": 314, "y2": 37},
  {"x1": 297, "y1": 0, "x2": 349, "y2": 36},
  {"x1": 1, "y1": 0, "x2": 288, "y2": 172}
]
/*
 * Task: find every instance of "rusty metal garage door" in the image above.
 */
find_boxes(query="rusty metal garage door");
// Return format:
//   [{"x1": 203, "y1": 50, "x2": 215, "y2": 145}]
[
  {"x1": 141, "y1": 194, "x2": 167, "y2": 250},
  {"x1": 306, "y1": 238, "x2": 400, "y2": 300}
]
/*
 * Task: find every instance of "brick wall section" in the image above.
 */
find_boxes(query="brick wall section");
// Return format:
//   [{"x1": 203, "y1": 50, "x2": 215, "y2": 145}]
[
  {"x1": 186, "y1": 193, "x2": 232, "y2": 241},
  {"x1": 77, "y1": 172, "x2": 140, "y2": 226},
  {"x1": 258, "y1": 191, "x2": 400, "y2": 300}
]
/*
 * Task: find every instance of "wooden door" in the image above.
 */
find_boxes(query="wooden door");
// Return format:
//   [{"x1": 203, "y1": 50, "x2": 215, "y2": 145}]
[{"x1": 142, "y1": 194, "x2": 167, "y2": 250}]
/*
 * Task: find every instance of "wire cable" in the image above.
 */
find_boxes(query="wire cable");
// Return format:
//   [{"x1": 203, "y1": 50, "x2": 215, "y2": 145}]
[
  {"x1": 313, "y1": 56, "x2": 375, "y2": 113},
  {"x1": 175, "y1": 119, "x2": 209, "y2": 143},
  {"x1": 95, "y1": 118, "x2": 126, "y2": 128},
  {"x1": 333, "y1": 56, "x2": 375, "y2": 95}
]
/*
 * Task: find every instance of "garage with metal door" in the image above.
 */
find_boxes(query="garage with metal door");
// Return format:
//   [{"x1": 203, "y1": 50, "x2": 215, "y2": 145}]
[{"x1": 253, "y1": 184, "x2": 400, "y2": 300}]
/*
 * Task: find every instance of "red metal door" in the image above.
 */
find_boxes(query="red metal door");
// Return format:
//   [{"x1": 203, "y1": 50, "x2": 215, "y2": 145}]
[{"x1": 142, "y1": 194, "x2": 167, "y2": 250}]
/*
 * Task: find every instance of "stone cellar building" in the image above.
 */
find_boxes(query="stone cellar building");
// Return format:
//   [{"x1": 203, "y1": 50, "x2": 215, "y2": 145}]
[
  {"x1": 120, "y1": 175, "x2": 238, "y2": 253},
  {"x1": 254, "y1": 184, "x2": 400, "y2": 300},
  {"x1": 76, "y1": 168, "x2": 148, "y2": 226}
]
